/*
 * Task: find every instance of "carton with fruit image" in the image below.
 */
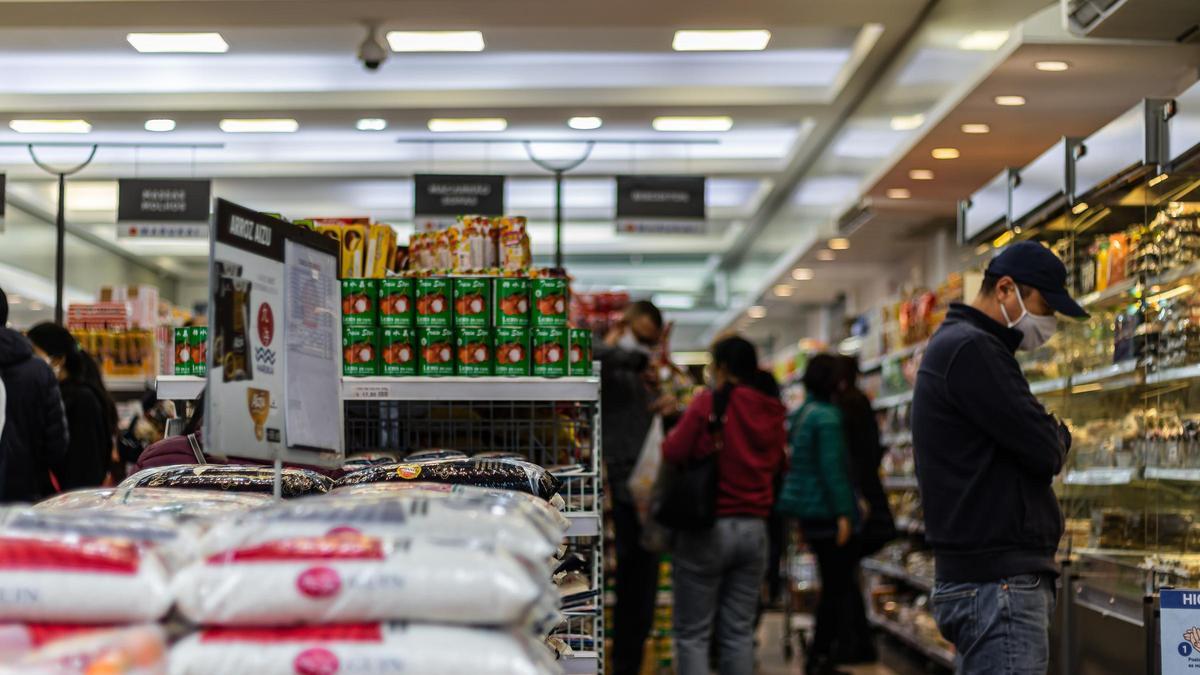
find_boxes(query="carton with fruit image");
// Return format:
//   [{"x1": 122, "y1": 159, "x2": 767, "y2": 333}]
[
  {"x1": 494, "y1": 326, "x2": 529, "y2": 377},
  {"x1": 531, "y1": 277, "x2": 568, "y2": 327},
  {"x1": 342, "y1": 326, "x2": 378, "y2": 377},
  {"x1": 418, "y1": 327, "x2": 455, "y2": 377},
  {"x1": 378, "y1": 278, "x2": 414, "y2": 327},
  {"x1": 415, "y1": 278, "x2": 452, "y2": 327},
  {"x1": 493, "y1": 278, "x2": 530, "y2": 327},
  {"x1": 341, "y1": 279, "x2": 377, "y2": 327},
  {"x1": 190, "y1": 326, "x2": 209, "y2": 377},
  {"x1": 174, "y1": 327, "x2": 192, "y2": 376},
  {"x1": 569, "y1": 327, "x2": 592, "y2": 377},
  {"x1": 456, "y1": 327, "x2": 492, "y2": 377},
  {"x1": 532, "y1": 326, "x2": 568, "y2": 377},
  {"x1": 454, "y1": 277, "x2": 491, "y2": 328},
  {"x1": 381, "y1": 326, "x2": 416, "y2": 376}
]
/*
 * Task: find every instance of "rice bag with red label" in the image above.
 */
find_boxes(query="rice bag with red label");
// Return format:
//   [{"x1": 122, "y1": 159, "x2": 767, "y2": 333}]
[
  {"x1": 0, "y1": 624, "x2": 166, "y2": 675},
  {"x1": 334, "y1": 457, "x2": 561, "y2": 500},
  {"x1": 168, "y1": 624, "x2": 560, "y2": 675},
  {"x1": 119, "y1": 465, "x2": 332, "y2": 499},
  {"x1": 0, "y1": 535, "x2": 172, "y2": 623},
  {"x1": 196, "y1": 491, "x2": 563, "y2": 565},
  {"x1": 173, "y1": 534, "x2": 557, "y2": 628}
]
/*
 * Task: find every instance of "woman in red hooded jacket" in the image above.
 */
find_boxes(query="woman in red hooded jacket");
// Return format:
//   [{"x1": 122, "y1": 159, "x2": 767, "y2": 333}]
[{"x1": 661, "y1": 334, "x2": 786, "y2": 675}]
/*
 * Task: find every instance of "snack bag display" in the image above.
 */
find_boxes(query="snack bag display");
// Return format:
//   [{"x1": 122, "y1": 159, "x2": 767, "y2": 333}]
[
  {"x1": 189, "y1": 326, "x2": 208, "y2": 377},
  {"x1": 173, "y1": 327, "x2": 192, "y2": 376},
  {"x1": 532, "y1": 327, "x2": 568, "y2": 378},
  {"x1": 377, "y1": 278, "x2": 414, "y2": 326},
  {"x1": 434, "y1": 229, "x2": 454, "y2": 271},
  {"x1": 381, "y1": 326, "x2": 416, "y2": 376},
  {"x1": 168, "y1": 624, "x2": 560, "y2": 675},
  {"x1": 498, "y1": 217, "x2": 532, "y2": 272},
  {"x1": 173, "y1": 534, "x2": 555, "y2": 627},
  {"x1": 456, "y1": 327, "x2": 492, "y2": 377},
  {"x1": 418, "y1": 327, "x2": 455, "y2": 377},
  {"x1": 365, "y1": 224, "x2": 397, "y2": 279},
  {"x1": 495, "y1": 326, "x2": 530, "y2": 377},
  {"x1": 453, "y1": 216, "x2": 494, "y2": 273},
  {"x1": 333, "y1": 481, "x2": 570, "y2": 534},
  {"x1": 315, "y1": 226, "x2": 343, "y2": 275},
  {"x1": 340, "y1": 225, "x2": 369, "y2": 278},
  {"x1": 415, "y1": 278, "x2": 452, "y2": 327},
  {"x1": 342, "y1": 326, "x2": 378, "y2": 377},
  {"x1": 494, "y1": 278, "x2": 531, "y2": 327},
  {"x1": 340, "y1": 279, "x2": 377, "y2": 327},
  {"x1": 532, "y1": 277, "x2": 569, "y2": 327},
  {"x1": 454, "y1": 277, "x2": 491, "y2": 327},
  {"x1": 569, "y1": 327, "x2": 593, "y2": 377},
  {"x1": 335, "y1": 457, "x2": 563, "y2": 500},
  {"x1": 119, "y1": 465, "x2": 333, "y2": 498}
]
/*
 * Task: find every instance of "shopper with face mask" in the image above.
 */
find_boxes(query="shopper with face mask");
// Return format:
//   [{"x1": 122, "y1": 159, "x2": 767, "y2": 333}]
[{"x1": 912, "y1": 241, "x2": 1085, "y2": 674}]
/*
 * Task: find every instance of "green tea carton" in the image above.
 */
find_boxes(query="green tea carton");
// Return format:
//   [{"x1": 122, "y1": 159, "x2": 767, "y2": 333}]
[
  {"x1": 493, "y1": 277, "x2": 530, "y2": 327},
  {"x1": 532, "y1": 326, "x2": 569, "y2": 377},
  {"x1": 569, "y1": 327, "x2": 592, "y2": 377},
  {"x1": 454, "y1": 277, "x2": 491, "y2": 328},
  {"x1": 415, "y1": 277, "x2": 452, "y2": 328},
  {"x1": 418, "y1": 327, "x2": 455, "y2": 376},
  {"x1": 494, "y1": 326, "x2": 530, "y2": 377},
  {"x1": 381, "y1": 326, "x2": 417, "y2": 376},
  {"x1": 456, "y1": 327, "x2": 493, "y2": 377},
  {"x1": 378, "y1": 278, "x2": 415, "y2": 327},
  {"x1": 531, "y1": 277, "x2": 568, "y2": 327},
  {"x1": 341, "y1": 279, "x2": 378, "y2": 327},
  {"x1": 343, "y1": 326, "x2": 378, "y2": 377}
]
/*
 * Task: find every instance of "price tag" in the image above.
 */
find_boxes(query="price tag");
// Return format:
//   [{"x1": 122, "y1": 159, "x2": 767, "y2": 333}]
[{"x1": 347, "y1": 384, "x2": 391, "y2": 400}]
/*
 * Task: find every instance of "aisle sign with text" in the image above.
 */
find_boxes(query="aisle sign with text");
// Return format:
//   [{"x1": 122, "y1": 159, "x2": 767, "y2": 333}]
[
  {"x1": 616, "y1": 175, "x2": 706, "y2": 234},
  {"x1": 117, "y1": 178, "x2": 211, "y2": 238},
  {"x1": 206, "y1": 199, "x2": 343, "y2": 467},
  {"x1": 413, "y1": 174, "x2": 504, "y2": 232},
  {"x1": 1160, "y1": 589, "x2": 1200, "y2": 674}
]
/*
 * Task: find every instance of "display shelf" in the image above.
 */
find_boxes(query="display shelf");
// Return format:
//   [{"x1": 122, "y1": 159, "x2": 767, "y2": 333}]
[
  {"x1": 1029, "y1": 376, "x2": 1069, "y2": 395},
  {"x1": 1145, "y1": 363, "x2": 1200, "y2": 386},
  {"x1": 561, "y1": 651, "x2": 599, "y2": 675},
  {"x1": 155, "y1": 375, "x2": 205, "y2": 400},
  {"x1": 1142, "y1": 467, "x2": 1200, "y2": 481},
  {"x1": 872, "y1": 390, "x2": 914, "y2": 411},
  {"x1": 565, "y1": 513, "x2": 601, "y2": 538},
  {"x1": 1070, "y1": 360, "x2": 1139, "y2": 387},
  {"x1": 881, "y1": 431, "x2": 913, "y2": 446},
  {"x1": 883, "y1": 475, "x2": 919, "y2": 491},
  {"x1": 342, "y1": 375, "x2": 601, "y2": 402},
  {"x1": 861, "y1": 340, "x2": 928, "y2": 373},
  {"x1": 861, "y1": 558, "x2": 934, "y2": 592},
  {"x1": 104, "y1": 375, "x2": 153, "y2": 393},
  {"x1": 867, "y1": 612, "x2": 955, "y2": 669},
  {"x1": 1063, "y1": 467, "x2": 1139, "y2": 486},
  {"x1": 1075, "y1": 276, "x2": 1138, "y2": 310},
  {"x1": 1071, "y1": 579, "x2": 1145, "y2": 627}
]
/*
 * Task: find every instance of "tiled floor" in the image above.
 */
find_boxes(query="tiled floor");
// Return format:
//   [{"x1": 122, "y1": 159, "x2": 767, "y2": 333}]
[{"x1": 755, "y1": 612, "x2": 928, "y2": 675}]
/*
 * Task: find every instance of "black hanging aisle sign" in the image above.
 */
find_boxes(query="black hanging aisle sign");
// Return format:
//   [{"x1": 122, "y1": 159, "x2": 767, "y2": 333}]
[
  {"x1": 413, "y1": 174, "x2": 505, "y2": 232},
  {"x1": 117, "y1": 178, "x2": 211, "y2": 238},
  {"x1": 615, "y1": 175, "x2": 707, "y2": 234}
]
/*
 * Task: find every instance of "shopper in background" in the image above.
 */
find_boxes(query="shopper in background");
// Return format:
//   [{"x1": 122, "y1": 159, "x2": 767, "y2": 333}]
[
  {"x1": 596, "y1": 299, "x2": 672, "y2": 675},
  {"x1": 913, "y1": 241, "x2": 1083, "y2": 674},
  {"x1": 776, "y1": 354, "x2": 859, "y2": 675},
  {"x1": 28, "y1": 322, "x2": 118, "y2": 490},
  {"x1": 661, "y1": 335, "x2": 785, "y2": 675},
  {"x1": 834, "y1": 355, "x2": 894, "y2": 559},
  {"x1": 0, "y1": 290, "x2": 69, "y2": 502}
]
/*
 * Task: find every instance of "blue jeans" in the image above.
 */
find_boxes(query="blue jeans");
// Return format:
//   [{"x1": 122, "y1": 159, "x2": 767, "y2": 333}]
[
  {"x1": 672, "y1": 517, "x2": 768, "y2": 675},
  {"x1": 930, "y1": 573, "x2": 1057, "y2": 675}
]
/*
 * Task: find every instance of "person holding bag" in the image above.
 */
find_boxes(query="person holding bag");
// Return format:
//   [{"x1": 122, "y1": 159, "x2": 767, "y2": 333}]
[{"x1": 660, "y1": 335, "x2": 786, "y2": 675}]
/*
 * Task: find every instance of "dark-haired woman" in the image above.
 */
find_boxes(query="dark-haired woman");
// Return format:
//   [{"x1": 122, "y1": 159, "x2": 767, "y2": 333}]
[
  {"x1": 661, "y1": 335, "x2": 786, "y2": 675},
  {"x1": 777, "y1": 353, "x2": 861, "y2": 675},
  {"x1": 28, "y1": 322, "x2": 117, "y2": 490}
]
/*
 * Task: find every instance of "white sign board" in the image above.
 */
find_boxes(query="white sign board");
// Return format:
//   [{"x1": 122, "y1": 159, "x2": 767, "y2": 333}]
[{"x1": 1160, "y1": 589, "x2": 1200, "y2": 673}]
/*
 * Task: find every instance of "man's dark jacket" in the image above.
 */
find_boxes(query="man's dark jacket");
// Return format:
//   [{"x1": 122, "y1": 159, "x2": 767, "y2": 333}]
[{"x1": 0, "y1": 328, "x2": 69, "y2": 502}]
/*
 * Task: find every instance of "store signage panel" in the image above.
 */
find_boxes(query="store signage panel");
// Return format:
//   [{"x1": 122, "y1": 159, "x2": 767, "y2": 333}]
[
  {"x1": 1012, "y1": 139, "x2": 1070, "y2": 225},
  {"x1": 1074, "y1": 100, "x2": 1167, "y2": 200},
  {"x1": 206, "y1": 199, "x2": 343, "y2": 468},
  {"x1": 615, "y1": 175, "x2": 707, "y2": 234},
  {"x1": 1160, "y1": 590, "x2": 1200, "y2": 674},
  {"x1": 117, "y1": 178, "x2": 211, "y2": 238},
  {"x1": 1170, "y1": 79, "x2": 1200, "y2": 167},
  {"x1": 413, "y1": 174, "x2": 504, "y2": 232},
  {"x1": 961, "y1": 170, "x2": 1010, "y2": 243}
]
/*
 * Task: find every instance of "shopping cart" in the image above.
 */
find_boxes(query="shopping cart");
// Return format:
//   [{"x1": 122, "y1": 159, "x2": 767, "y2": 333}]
[{"x1": 781, "y1": 524, "x2": 820, "y2": 662}]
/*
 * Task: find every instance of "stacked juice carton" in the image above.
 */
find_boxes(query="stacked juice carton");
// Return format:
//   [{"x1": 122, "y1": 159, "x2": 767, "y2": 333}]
[{"x1": 172, "y1": 326, "x2": 209, "y2": 377}]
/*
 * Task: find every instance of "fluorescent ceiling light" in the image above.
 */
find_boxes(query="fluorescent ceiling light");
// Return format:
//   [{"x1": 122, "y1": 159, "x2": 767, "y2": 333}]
[
  {"x1": 992, "y1": 229, "x2": 1015, "y2": 248},
  {"x1": 961, "y1": 123, "x2": 990, "y2": 134},
  {"x1": 144, "y1": 118, "x2": 176, "y2": 132},
  {"x1": 909, "y1": 169, "x2": 934, "y2": 181},
  {"x1": 567, "y1": 116, "x2": 603, "y2": 130},
  {"x1": 672, "y1": 29, "x2": 771, "y2": 51},
  {"x1": 1072, "y1": 202, "x2": 1089, "y2": 215},
  {"x1": 828, "y1": 238, "x2": 851, "y2": 250},
  {"x1": 651, "y1": 293, "x2": 696, "y2": 310},
  {"x1": 773, "y1": 284, "x2": 794, "y2": 298},
  {"x1": 1149, "y1": 173, "x2": 1169, "y2": 187},
  {"x1": 9, "y1": 119, "x2": 91, "y2": 134},
  {"x1": 386, "y1": 31, "x2": 485, "y2": 52},
  {"x1": 994, "y1": 95, "x2": 1026, "y2": 106},
  {"x1": 816, "y1": 250, "x2": 836, "y2": 261},
  {"x1": 219, "y1": 118, "x2": 298, "y2": 133},
  {"x1": 889, "y1": 114, "x2": 925, "y2": 131},
  {"x1": 127, "y1": 32, "x2": 228, "y2": 53},
  {"x1": 1035, "y1": 60, "x2": 1070, "y2": 72},
  {"x1": 931, "y1": 147, "x2": 960, "y2": 160},
  {"x1": 356, "y1": 118, "x2": 388, "y2": 131},
  {"x1": 427, "y1": 117, "x2": 507, "y2": 132},
  {"x1": 747, "y1": 305, "x2": 767, "y2": 319},
  {"x1": 957, "y1": 30, "x2": 1009, "y2": 51},
  {"x1": 652, "y1": 116, "x2": 733, "y2": 132},
  {"x1": 792, "y1": 268, "x2": 814, "y2": 281},
  {"x1": 886, "y1": 188, "x2": 911, "y2": 200}
]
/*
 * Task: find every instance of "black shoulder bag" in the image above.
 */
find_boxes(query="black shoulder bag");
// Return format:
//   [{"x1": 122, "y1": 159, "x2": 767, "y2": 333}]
[{"x1": 651, "y1": 385, "x2": 732, "y2": 531}]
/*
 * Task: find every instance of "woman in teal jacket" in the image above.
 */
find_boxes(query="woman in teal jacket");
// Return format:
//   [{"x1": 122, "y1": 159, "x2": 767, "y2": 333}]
[{"x1": 777, "y1": 354, "x2": 868, "y2": 674}]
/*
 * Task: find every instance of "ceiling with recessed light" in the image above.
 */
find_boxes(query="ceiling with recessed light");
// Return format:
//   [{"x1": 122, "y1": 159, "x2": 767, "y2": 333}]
[{"x1": 0, "y1": 0, "x2": 1197, "y2": 351}]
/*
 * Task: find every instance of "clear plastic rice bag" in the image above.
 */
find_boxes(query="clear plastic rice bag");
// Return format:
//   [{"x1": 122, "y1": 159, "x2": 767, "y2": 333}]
[
  {"x1": 335, "y1": 457, "x2": 561, "y2": 500},
  {"x1": 0, "y1": 624, "x2": 167, "y2": 674},
  {"x1": 119, "y1": 465, "x2": 332, "y2": 498}
]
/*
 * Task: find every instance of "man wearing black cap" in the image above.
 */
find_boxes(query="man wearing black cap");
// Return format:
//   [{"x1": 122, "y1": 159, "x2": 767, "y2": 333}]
[{"x1": 913, "y1": 241, "x2": 1086, "y2": 674}]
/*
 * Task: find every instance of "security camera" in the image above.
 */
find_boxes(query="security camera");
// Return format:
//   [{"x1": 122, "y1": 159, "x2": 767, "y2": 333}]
[{"x1": 358, "y1": 23, "x2": 388, "y2": 72}]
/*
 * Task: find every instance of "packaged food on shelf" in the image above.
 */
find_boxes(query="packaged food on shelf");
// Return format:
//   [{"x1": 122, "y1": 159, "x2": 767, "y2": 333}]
[
  {"x1": 381, "y1": 326, "x2": 417, "y2": 377},
  {"x1": 173, "y1": 327, "x2": 193, "y2": 376},
  {"x1": 456, "y1": 326, "x2": 493, "y2": 377},
  {"x1": 435, "y1": 228, "x2": 455, "y2": 271},
  {"x1": 340, "y1": 278, "x2": 377, "y2": 327},
  {"x1": 173, "y1": 533, "x2": 557, "y2": 628},
  {"x1": 418, "y1": 327, "x2": 455, "y2": 377},
  {"x1": 415, "y1": 278, "x2": 452, "y2": 327},
  {"x1": 452, "y1": 216, "x2": 495, "y2": 273},
  {"x1": 339, "y1": 224, "x2": 369, "y2": 279},
  {"x1": 169, "y1": 623, "x2": 560, "y2": 675},
  {"x1": 569, "y1": 328, "x2": 593, "y2": 377},
  {"x1": 495, "y1": 327, "x2": 531, "y2": 376},
  {"x1": 35, "y1": 488, "x2": 274, "y2": 521},
  {"x1": 118, "y1": 465, "x2": 332, "y2": 499},
  {"x1": 342, "y1": 326, "x2": 378, "y2": 377},
  {"x1": 532, "y1": 277, "x2": 569, "y2": 327},
  {"x1": 333, "y1": 481, "x2": 569, "y2": 532},
  {"x1": 365, "y1": 224, "x2": 397, "y2": 279},
  {"x1": 377, "y1": 278, "x2": 414, "y2": 326},
  {"x1": 498, "y1": 216, "x2": 531, "y2": 273},
  {"x1": 454, "y1": 277, "x2": 491, "y2": 327},
  {"x1": 495, "y1": 278, "x2": 531, "y2": 327},
  {"x1": 404, "y1": 449, "x2": 469, "y2": 463},
  {"x1": 532, "y1": 327, "x2": 568, "y2": 378},
  {"x1": 0, "y1": 624, "x2": 167, "y2": 675},
  {"x1": 334, "y1": 458, "x2": 563, "y2": 501}
]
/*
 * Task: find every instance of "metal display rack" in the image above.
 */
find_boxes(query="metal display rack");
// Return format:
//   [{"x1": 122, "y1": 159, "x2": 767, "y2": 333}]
[{"x1": 159, "y1": 370, "x2": 606, "y2": 673}]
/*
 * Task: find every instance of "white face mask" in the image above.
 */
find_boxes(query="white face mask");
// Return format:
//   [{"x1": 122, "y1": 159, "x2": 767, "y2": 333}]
[
  {"x1": 617, "y1": 328, "x2": 652, "y2": 356},
  {"x1": 999, "y1": 289, "x2": 1057, "y2": 350}
]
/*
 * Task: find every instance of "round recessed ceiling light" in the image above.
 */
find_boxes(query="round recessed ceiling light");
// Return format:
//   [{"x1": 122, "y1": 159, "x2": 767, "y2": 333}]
[
  {"x1": 994, "y1": 95, "x2": 1026, "y2": 106},
  {"x1": 909, "y1": 169, "x2": 934, "y2": 181},
  {"x1": 568, "y1": 116, "x2": 603, "y2": 130},
  {"x1": 890, "y1": 113, "x2": 925, "y2": 131},
  {"x1": 773, "y1": 284, "x2": 794, "y2": 297},
  {"x1": 828, "y1": 238, "x2": 850, "y2": 250},
  {"x1": 747, "y1": 305, "x2": 767, "y2": 319},
  {"x1": 144, "y1": 118, "x2": 176, "y2": 132},
  {"x1": 961, "y1": 123, "x2": 990, "y2": 134},
  {"x1": 792, "y1": 268, "x2": 814, "y2": 281},
  {"x1": 356, "y1": 118, "x2": 388, "y2": 131},
  {"x1": 886, "y1": 188, "x2": 911, "y2": 200},
  {"x1": 931, "y1": 147, "x2": 960, "y2": 160},
  {"x1": 1035, "y1": 60, "x2": 1069, "y2": 72},
  {"x1": 817, "y1": 249, "x2": 836, "y2": 261}
]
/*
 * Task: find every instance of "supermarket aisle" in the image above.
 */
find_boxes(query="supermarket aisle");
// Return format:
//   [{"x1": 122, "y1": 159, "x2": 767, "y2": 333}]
[{"x1": 756, "y1": 612, "x2": 925, "y2": 675}]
